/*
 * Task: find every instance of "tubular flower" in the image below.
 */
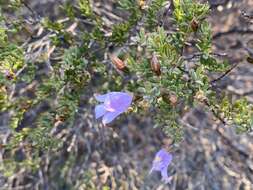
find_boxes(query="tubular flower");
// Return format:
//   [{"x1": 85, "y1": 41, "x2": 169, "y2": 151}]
[
  {"x1": 95, "y1": 92, "x2": 133, "y2": 125},
  {"x1": 150, "y1": 149, "x2": 173, "y2": 184}
]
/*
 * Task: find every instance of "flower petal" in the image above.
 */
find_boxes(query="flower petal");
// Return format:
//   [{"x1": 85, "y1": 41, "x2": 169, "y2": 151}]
[
  {"x1": 152, "y1": 149, "x2": 172, "y2": 171},
  {"x1": 102, "y1": 111, "x2": 121, "y2": 125},
  {"x1": 95, "y1": 104, "x2": 107, "y2": 119},
  {"x1": 95, "y1": 94, "x2": 108, "y2": 102},
  {"x1": 104, "y1": 92, "x2": 133, "y2": 112},
  {"x1": 161, "y1": 167, "x2": 172, "y2": 184}
]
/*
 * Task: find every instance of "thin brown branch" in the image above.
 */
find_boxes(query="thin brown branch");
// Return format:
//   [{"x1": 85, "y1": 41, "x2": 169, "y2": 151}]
[
  {"x1": 210, "y1": 62, "x2": 240, "y2": 85},
  {"x1": 21, "y1": 1, "x2": 39, "y2": 18}
]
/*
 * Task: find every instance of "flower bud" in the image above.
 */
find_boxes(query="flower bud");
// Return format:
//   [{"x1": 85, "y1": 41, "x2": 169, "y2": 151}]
[
  {"x1": 151, "y1": 53, "x2": 161, "y2": 76},
  {"x1": 191, "y1": 19, "x2": 199, "y2": 32},
  {"x1": 5, "y1": 70, "x2": 15, "y2": 80},
  {"x1": 161, "y1": 90, "x2": 178, "y2": 106},
  {"x1": 139, "y1": 0, "x2": 146, "y2": 9},
  {"x1": 181, "y1": 74, "x2": 190, "y2": 82},
  {"x1": 169, "y1": 94, "x2": 178, "y2": 106},
  {"x1": 109, "y1": 54, "x2": 129, "y2": 73},
  {"x1": 55, "y1": 114, "x2": 65, "y2": 122},
  {"x1": 194, "y1": 90, "x2": 206, "y2": 102}
]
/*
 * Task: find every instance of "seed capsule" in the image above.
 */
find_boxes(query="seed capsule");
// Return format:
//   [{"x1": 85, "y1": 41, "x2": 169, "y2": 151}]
[
  {"x1": 191, "y1": 19, "x2": 199, "y2": 32},
  {"x1": 151, "y1": 53, "x2": 161, "y2": 76}
]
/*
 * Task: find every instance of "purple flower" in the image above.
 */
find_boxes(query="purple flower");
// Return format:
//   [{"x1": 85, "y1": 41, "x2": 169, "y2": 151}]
[
  {"x1": 150, "y1": 149, "x2": 173, "y2": 184},
  {"x1": 95, "y1": 92, "x2": 133, "y2": 125}
]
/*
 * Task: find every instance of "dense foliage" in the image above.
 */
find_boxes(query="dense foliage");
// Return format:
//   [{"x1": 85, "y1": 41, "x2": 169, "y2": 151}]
[{"x1": 0, "y1": 0, "x2": 252, "y2": 188}]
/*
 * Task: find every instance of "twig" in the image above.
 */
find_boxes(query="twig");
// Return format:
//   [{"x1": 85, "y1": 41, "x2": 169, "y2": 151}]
[
  {"x1": 213, "y1": 28, "x2": 253, "y2": 39},
  {"x1": 15, "y1": 64, "x2": 27, "y2": 77},
  {"x1": 179, "y1": 119, "x2": 199, "y2": 132},
  {"x1": 211, "y1": 52, "x2": 227, "y2": 57},
  {"x1": 21, "y1": 1, "x2": 38, "y2": 18},
  {"x1": 243, "y1": 45, "x2": 253, "y2": 57},
  {"x1": 210, "y1": 62, "x2": 239, "y2": 85},
  {"x1": 183, "y1": 52, "x2": 227, "y2": 61}
]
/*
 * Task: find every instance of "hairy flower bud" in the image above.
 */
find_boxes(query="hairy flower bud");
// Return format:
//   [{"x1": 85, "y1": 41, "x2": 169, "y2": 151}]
[
  {"x1": 169, "y1": 94, "x2": 178, "y2": 106},
  {"x1": 194, "y1": 90, "x2": 206, "y2": 102},
  {"x1": 181, "y1": 74, "x2": 190, "y2": 82},
  {"x1": 191, "y1": 19, "x2": 199, "y2": 32},
  {"x1": 161, "y1": 89, "x2": 178, "y2": 106},
  {"x1": 109, "y1": 54, "x2": 129, "y2": 72},
  {"x1": 139, "y1": 0, "x2": 146, "y2": 9},
  {"x1": 151, "y1": 53, "x2": 161, "y2": 76},
  {"x1": 5, "y1": 70, "x2": 15, "y2": 80}
]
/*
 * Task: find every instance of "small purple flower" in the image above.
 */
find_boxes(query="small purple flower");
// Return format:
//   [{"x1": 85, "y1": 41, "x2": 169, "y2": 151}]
[
  {"x1": 95, "y1": 92, "x2": 133, "y2": 125},
  {"x1": 150, "y1": 149, "x2": 173, "y2": 184}
]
